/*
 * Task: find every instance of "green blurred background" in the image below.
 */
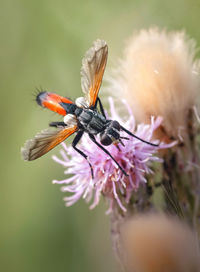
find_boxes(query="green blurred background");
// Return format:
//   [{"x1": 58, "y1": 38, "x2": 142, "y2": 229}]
[{"x1": 1, "y1": 0, "x2": 200, "y2": 271}]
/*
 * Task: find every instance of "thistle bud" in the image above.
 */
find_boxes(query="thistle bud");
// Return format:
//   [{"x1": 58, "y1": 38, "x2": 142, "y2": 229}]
[{"x1": 121, "y1": 214, "x2": 200, "y2": 272}]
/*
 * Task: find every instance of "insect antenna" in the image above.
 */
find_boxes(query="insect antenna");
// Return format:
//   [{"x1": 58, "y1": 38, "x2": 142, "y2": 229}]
[{"x1": 120, "y1": 125, "x2": 159, "y2": 147}]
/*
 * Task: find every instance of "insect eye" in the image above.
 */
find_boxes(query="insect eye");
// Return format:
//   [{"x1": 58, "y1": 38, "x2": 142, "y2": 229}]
[
  {"x1": 112, "y1": 120, "x2": 120, "y2": 130},
  {"x1": 100, "y1": 134, "x2": 112, "y2": 146}
]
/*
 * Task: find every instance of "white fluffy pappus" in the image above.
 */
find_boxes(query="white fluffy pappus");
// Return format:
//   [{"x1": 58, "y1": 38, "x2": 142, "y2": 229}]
[{"x1": 107, "y1": 28, "x2": 200, "y2": 139}]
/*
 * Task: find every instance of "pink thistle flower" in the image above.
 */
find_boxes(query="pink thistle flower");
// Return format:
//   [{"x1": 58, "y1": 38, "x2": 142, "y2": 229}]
[{"x1": 52, "y1": 98, "x2": 174, "y2": 213}]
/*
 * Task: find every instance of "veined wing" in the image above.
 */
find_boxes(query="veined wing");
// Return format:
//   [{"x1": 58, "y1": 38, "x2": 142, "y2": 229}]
[
  {"x1": 80, "y1": 39, "x2": 108, "y2": 107},
  {"x1": 21, "y1": 124, "x2": 78, "y2": 161}
]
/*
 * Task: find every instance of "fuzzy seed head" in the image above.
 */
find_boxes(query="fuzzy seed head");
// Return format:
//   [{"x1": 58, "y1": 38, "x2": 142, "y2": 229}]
[{"x1": 108, "y1": 28, "x2": 200, "y2": 139}]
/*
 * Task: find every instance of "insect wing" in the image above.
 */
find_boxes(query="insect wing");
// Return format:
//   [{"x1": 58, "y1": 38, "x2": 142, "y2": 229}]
[
  {"x1": 21, "y1": 125, "x2": 78, "y2": 161},
  {"x1": 81, "y1": 39, "x2": 108, "y2": 107}
]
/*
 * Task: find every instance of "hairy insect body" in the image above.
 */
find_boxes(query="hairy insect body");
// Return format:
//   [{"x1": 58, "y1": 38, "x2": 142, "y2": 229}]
[
  {"x1": 76, "y1": 108, "x2": 107, "y2": 135},
  {"x1": 69, "y1": 105, "x2": 121, "y2": 144}
]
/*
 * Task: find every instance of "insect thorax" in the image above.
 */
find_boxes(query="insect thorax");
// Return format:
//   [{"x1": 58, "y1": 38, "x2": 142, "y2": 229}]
[{"x1": 76, "y1": 108, "x2": 107, "y2": 135}]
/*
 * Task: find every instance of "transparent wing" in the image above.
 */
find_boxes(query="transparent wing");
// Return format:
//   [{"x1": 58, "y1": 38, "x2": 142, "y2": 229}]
[
  {"x1": 21, "y1": 124, "x2": 78, "y2": 161},
  {"x1": 81, "y1": 39, "x2": 108, "y2": 107}
]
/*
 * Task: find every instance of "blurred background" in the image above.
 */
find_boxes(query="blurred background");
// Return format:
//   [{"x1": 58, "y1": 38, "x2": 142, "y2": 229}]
[{"x1": 1, "y1": 0, "x2": 200, "y2": 271}]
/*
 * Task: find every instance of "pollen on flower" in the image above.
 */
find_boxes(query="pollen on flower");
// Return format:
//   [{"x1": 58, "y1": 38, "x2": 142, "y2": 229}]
[{"x1": 52, "y1": 98, "x2": 173, "y2": 212}]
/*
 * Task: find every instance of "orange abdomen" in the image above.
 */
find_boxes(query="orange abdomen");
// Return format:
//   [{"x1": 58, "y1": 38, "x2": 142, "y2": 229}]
[{"x1": 36, "y1": 91, "x2": 73, "y2": 116}]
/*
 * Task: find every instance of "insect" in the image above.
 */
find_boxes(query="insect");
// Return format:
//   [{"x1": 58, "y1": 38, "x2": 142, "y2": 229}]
[{"x1": 21, "y1": 39, "x2": 158, "y2": 178}]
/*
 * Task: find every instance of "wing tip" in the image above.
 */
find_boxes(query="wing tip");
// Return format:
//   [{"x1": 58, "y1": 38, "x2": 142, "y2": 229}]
[
  {"x1": 21, "y1": 138, "x2": 36, "y2": 161},
  {"x1": 93, "y1": 39, "x2": 107, "y2": 50},
  {"x1": 83, "y1": 39, "x2": 108, "y2": 63}
]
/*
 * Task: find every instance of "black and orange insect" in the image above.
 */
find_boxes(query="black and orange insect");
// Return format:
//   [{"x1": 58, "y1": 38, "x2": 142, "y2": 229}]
[{"x1": 21, "y1": 40, "x2": 158, "y2": 177}]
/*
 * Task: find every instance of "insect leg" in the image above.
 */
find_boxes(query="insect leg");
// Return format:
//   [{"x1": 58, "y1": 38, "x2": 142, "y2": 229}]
[
  {"x1": 49, "y1": 121, "x2": 67, "y2": 127},
  {"x1": 72, "y1": 131, "x2": 94, "y2": 178},
  {"x1": 120, "y1": 125, "x2": 159, "y2": 147},
  {"x1": 95, "y1": 97, "x2": 106, "y2": 118},
  {"x1": 88, "y1": 134, "x2": 128, "y2": 176}
]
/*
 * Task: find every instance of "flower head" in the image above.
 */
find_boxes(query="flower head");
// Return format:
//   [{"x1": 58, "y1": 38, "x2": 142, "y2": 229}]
[
  {"x1": 108, "y1": 28, "x2": 200, "y2": 140},
  {"x1": 52, "y1": 98, "x2": 172, "y2": 213},
  {"x1": 121, "y1": 213, "x2": 200, "y2": 272}
]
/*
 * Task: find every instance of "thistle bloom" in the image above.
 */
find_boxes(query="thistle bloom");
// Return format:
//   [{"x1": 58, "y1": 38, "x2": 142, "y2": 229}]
[{"x1": 52, "y1": 98, "x2": 173, "y2": 213}]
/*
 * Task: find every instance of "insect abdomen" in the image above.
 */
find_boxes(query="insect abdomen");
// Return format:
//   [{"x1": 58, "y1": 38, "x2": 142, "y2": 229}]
[{"x1": 36, "y1": 91, "x2": 74, "y2": 116}]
